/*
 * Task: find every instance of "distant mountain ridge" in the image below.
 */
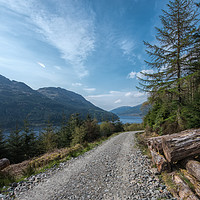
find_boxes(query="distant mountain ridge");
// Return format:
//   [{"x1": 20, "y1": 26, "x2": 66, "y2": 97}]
[
  {"x1": 0, "y1": 74, "x2": 117, "y2": 129},
  {"x1": 111, "y1": 103, "x2": 149, "y2": 116}
]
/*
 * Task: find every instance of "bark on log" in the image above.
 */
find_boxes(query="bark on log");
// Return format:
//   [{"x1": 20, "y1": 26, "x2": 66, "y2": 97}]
[
  {"x1": 0, "y1": 158, "x2": 10, "y2": 170},
  {"x1": 173, "y1": 174, "x2": 199, "y2": 200},
  {"x1": 162, "y1": 129, "x2": 200, "y2": 163},
  {"x1": 186, "y1": 160, "x2": 200, "y2": 182},
  {"x1": 150, "y1": 149, "x2": 169, "y2": 172},
  {"x1": 181, "y1": 169, "x2": 200, "y2": 198},
  {"x1": 147, "y1": 135, "x2": 168, "y2": 154}
]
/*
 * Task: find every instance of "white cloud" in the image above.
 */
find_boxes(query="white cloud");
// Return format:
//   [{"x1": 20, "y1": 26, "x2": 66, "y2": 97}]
[
  {"x1": 86, "y1": 90, "x2": 147, "y2": 110},
  {"x1": 125, "y1": 92, "x2": 132, "y2": 97},
  {"x1": 72, "y1": 83, "x2": 82, "y2": 87},
  {"x1": 127, "y1": 71, "x2": 137, "y2": 79},
  {"x1": 83, "y1": 88, "x2": 96, "y2": 92},
  {"x1": 114, "y1": 99, "x2": 122, "y2": 104},
  {"x1": 1, "y1": 0, "x2": 95, "y2": 78},
  {"x1": 37, "y1": 62, "x2": 46, "y2": 68},
  {"x1": 127, "y1": 69, "x2": 155, "y2": 79}
]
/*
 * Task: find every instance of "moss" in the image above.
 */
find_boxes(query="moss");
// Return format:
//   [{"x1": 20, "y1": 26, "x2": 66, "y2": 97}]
[
  {"x1": 161, "y1": 172, "x2": 178, "y2": 196},
  {"x1": 178, "y1": 170, "x2": 195, "y2": 193}
]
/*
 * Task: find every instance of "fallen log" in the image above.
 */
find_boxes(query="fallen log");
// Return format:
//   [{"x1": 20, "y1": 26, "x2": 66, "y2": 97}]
[
  {"x1": 147, "y1": 135, "x2": 168, "y2": 154},
  {"x1": 0, "y1": 158, "x2": 10, "y2": 170},
  {"x1": 186, "y1": 160, "x2": 200, "y2": 182},
  {"x1": 150, "y1": 150, "x2": 169, "y2": 172},
  {"x1": 181, "y1": 169, "x2": 200, "y2": 198},
  {"x1": 162, "y1": 129, "x2": 200, "y2": 163},
  {"x1": 173, "y1": 174, "x2": 199, "y2": 200}
]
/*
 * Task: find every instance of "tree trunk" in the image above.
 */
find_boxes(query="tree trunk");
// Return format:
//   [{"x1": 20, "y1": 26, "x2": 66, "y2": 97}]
[
  {"x1": 173, "y1": 174, "x2": 199, "y2": 200},
  {"x1": 162, "y1": 129, "x2": 200, "y2": 163},
  {"x1": 150, "y1": 150, "x2": 169, "y2": 172},
  {"x1": 0, "y1": 158, "x2": 10, "y2": 170},
  {"x1": 186, "y1": 160, "x2": 200, "y2": 181}
]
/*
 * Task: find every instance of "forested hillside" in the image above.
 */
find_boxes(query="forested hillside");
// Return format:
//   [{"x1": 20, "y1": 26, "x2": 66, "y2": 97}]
[
  {"x1": 138, "y1": 0, "x2": 200, "y2": 135},
  {"x1": 0, "y1": 75, "x2": 117, "y2": 129},
  {"x1": 111, "y1": 103, "x2": 150, "y2": 116}
]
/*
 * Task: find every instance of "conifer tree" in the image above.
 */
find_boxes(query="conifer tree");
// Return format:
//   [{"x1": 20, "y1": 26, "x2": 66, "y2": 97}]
[
  {"x1": 6, "y1": 125, "x2": 24, "y2": 163},
  {"x1": 21, "y1": 120, "x2": 37, "y2": 159},
  {"x1": 38, "y1": 122, "x2": 57, "y2": 153},
  {"x1": 83, "y1": 114, "x2": 100, "y2": 142},
  {"x1": 57, "y1": 114, "x2": 71, "y2": 148},
  {"x1": 0, "y1": 129, "x2": 6, "y2": 159},
  {"x1": 139, "y1": 0, "x2": 199, "y2": 133}
]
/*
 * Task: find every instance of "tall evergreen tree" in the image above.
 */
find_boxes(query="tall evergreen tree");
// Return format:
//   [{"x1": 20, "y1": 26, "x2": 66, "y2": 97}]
[
  {"x1": 83, "y1": 115, "x2": 100, "y2": 142},
  {"x1": 6, "y1": 125, "x2": 24, "y2": 163},
  {"x1": 139, "y1": 0, "x2": 199, "y2": 133},
  {"x1": 38, "y1": 121, "x2": 57, "y2": 153},
  {"x1": 21, "y1": 120, "x2": 38, "y2": 159},
  {"x1": 57, "y1": 114, "x2": 72, "y2": 148},
  {"x1": 0, "y1": 129, "x2": 6, "y2": 159}
]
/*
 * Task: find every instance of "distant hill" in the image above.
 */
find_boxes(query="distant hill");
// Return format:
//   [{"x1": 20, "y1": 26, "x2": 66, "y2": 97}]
[
  {"x1": 111, "y1": 103, "x2": 150, "y2": 116},
  {"x1": 0, "y1": 74, "x2": 117, "y2": 129}
]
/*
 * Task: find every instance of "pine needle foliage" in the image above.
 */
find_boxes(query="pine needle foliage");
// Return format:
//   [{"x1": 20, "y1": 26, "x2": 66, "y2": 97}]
[{"x1": 139, "y1": 0, "x2": 200, "y2": 134}]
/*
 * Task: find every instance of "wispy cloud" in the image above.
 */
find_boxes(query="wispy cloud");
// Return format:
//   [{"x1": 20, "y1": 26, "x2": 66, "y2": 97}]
[
  {"x1": 120, "y1": 39, "x2": 135, "y2": 56},
  {"x1": 86, "y1": 90, "x2": 147, "y2": 110},
  {"x1": 54, "y1": 66, "x2": 61, "y2": 70},
  {"x1": 114, "y1": 99, "x2": 122, "y2": 104},
  {"x1": 128, "y1": 69, "x2": 154, "y2": 79},
  {"x1": 83, "y1": 88, "x2": 96, "y2": 92},
  {"x1": 37, "y1": 62, "x2": 46, "y2": 68},
  {"x1": 72, "y1": 83, "x2": 82, "y2": 87},
  {"x1": 127, "y1": 71, "x2": 137, "y2": 79},
  {"x1": 1, "y1": 0, "x2": 95, "y2": 78},
  {"x1": 119, "y1": 38, "x2": 136, "y2": 64}
]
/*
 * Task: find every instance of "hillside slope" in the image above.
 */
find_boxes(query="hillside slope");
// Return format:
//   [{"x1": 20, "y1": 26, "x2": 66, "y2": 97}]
[
  {"x1": 111, "y1": 104, "x2": 142, "y2": 116},
  {"x1": 0, "y1": 75, "x2": 117, "y2": 128}
]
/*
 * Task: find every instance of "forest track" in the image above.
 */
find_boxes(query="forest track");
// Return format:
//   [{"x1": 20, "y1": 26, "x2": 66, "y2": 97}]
[{"x1": 15, "y1": 131, "x2": 173, "y2": 200}]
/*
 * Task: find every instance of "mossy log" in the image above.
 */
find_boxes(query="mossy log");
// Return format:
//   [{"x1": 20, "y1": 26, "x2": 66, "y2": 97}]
[
  {"x1": 181, "y1": 169, "x2": 200, "y2": 198},
  {"x1": 162, "y1": 129, "x2": 200, "y2": 163},
  {"x1": 173, "y1": 174, "x2": 199, "y2": 200},
  {"x1": 150, "y1": 150, "x2": 169, "y2": 172},
  {"x1": 0, "y1": 158, "x2": 10, "y2": 170},
  {"x1": 186, "y1": 160, "x2": 200, "y2": 182}
]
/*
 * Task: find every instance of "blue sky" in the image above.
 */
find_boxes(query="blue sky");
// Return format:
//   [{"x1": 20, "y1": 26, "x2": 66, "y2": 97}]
[{"x1": 0, "y1": 0, "x2": 168, "y2": 110}]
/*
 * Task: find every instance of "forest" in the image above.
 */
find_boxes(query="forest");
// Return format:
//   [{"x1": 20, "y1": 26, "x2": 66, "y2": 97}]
[
  {"x1": 138, "y1": 0, "x2": 200, "y2": 135},
  {"x1": 0, "y1": 114, "x2": 143, "y2": 165}
]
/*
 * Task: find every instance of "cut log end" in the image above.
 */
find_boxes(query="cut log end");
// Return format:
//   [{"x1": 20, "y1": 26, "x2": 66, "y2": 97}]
[
  {"x1": 150, "y1": 150, "x2": 169, "y2": 172},
  {"x1": 0, "y1": 158, "x2": 10, "y2": 170}
]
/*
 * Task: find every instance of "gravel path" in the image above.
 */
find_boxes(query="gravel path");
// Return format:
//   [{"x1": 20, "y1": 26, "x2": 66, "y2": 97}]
[{"x1": 12, "y1": 131, "x2": 173, "y2": 200}]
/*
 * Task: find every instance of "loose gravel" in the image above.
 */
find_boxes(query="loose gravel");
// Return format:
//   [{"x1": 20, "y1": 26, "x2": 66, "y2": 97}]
[{"x1": 3, "y1": 131, "x2": 175, "y2": 200}]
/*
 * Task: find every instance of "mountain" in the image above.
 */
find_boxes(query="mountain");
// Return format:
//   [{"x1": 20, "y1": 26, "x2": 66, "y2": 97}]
[
  {"x1": 111, "y1": 103, "x2": 150, "y2": 116},
  {"x1": 37, "y1": 87, "x2": 115, "y2": 120},
  {"x1": 0, "y1": 74, "x2": 117, "y2": 129}
]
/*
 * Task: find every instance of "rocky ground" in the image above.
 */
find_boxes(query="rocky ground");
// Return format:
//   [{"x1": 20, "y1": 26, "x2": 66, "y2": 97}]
[{"x1": 2, "y1": 131, "x2": 175, "y2": 200}]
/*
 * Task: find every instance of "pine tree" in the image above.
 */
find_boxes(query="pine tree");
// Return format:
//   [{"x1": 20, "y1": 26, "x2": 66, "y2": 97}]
[
  {"x1": 138, "y1": 0, "x2": 199, "y2": 133},
  {"x1": 83, "y1": 114, "x2": 100, "y2": 142},
  {"x1": 21, "y1": 120, "x2": 38, "y2": 159},
  {"x1": 6, "y1": 125, "x2": 24, "y2": 163},
  {"x1": 38, "y1": 122, "x2": 57, "y2": 153},
  {"x1": 0, "y1": 129, "x2": 6, "y2": 159},
  {"x1": 57, "y1": 114, "x2": 72, "y2": 148}
]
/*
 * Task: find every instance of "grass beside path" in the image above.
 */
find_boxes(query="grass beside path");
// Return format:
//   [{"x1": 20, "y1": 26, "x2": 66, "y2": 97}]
[{"x1": 0, "y1": 132, "x2": 121, "y2": 191}]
